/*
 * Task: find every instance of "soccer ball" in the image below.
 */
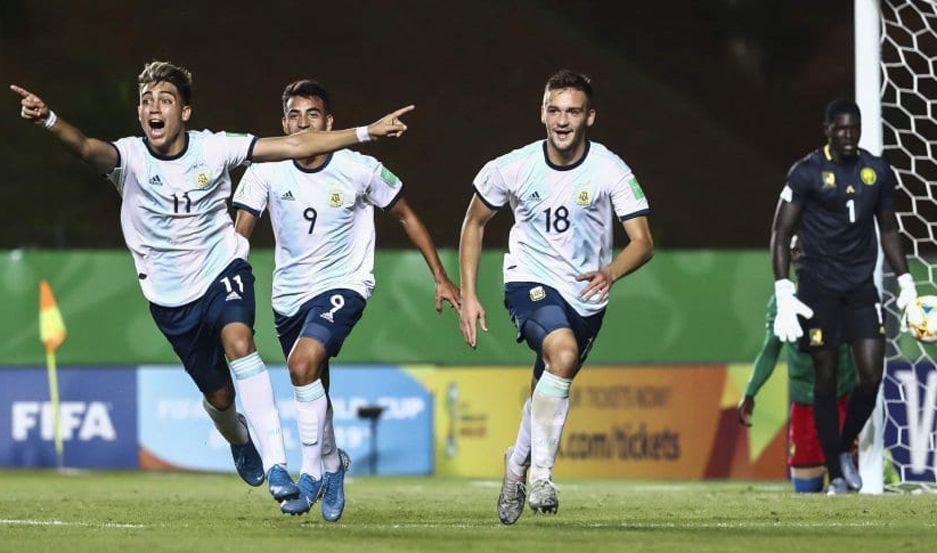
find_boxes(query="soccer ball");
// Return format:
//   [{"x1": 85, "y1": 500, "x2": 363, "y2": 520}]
[{"x1": 904, "y1": 295, "x2": 937, "y2": 343}]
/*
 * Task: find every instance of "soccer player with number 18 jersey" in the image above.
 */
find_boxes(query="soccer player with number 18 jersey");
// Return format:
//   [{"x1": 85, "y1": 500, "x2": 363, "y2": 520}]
[{"x1": 458, "y1": 70, "x2": 654, "y2": 524}]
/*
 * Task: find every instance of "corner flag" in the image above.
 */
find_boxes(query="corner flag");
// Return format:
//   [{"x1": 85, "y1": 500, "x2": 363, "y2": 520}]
[{"x1": 39, "y1": 279, "x2": 67, "y2": 466}]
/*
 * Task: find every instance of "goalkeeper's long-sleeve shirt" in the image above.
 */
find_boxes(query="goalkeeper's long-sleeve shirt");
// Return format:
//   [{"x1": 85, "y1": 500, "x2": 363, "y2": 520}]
[{"x1": 744, "y1": 294, "x2": 857, "y2": 405}]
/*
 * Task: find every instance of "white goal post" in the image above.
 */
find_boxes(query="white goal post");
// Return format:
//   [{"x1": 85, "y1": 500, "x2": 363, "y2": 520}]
[{"x1": 856, "y1": 0, "x2": 937, "y2": 494}]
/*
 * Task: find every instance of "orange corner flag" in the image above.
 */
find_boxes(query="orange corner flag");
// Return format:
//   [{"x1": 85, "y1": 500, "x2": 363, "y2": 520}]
[{"x1": 39, "y1": 279, "x2": 67, "y2": 353}]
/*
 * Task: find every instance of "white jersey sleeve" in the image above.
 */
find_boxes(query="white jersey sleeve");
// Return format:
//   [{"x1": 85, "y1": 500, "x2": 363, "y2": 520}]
[
  {"x1": 107, "y1": 137, "x2": 137, "y2": 196},
  {"x1": 472, "y1": 160, "x2": 510, "y2": 209},
  {"x1": 364, "y1": 163, "x2": 404, "y2": 210},
  {"x1": 609, "y1": 171, "x2": 651, "y2": 221},
  {"x1": 206, "y1": 131, "x2": 257, "y2": 169},
  {"x1": 232, "y1": 164, "x2": 270, "y2": 217}
]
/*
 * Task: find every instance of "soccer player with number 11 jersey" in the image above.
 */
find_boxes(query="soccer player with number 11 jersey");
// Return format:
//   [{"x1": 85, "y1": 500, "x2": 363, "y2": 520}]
[
  {"x1": 10, "y1": 61, "x2": 413, "y2": 511},
  {"x1": 458, "y1": 70, "x2": 654, "y2": 524}
]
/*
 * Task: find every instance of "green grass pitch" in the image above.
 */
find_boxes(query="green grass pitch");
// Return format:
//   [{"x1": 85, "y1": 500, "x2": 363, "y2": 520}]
[{"x1": 1, "y1": 470, "x2": 936, "y2": 552}]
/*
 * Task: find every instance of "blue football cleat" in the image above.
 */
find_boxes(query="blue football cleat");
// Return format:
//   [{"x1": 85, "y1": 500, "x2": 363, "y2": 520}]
[
  {"x1": 280, "y1": 473, "x2": 324, "y2": 516},
  {"x1": 267, "y1": 464, "x2": 300, "y2": 502},
  {"x1": 230, "y1": 415, "x2": 264, "y2": 487},
  {"x1": 321, "y1": 449, "x2": 351, "y2": 522}
]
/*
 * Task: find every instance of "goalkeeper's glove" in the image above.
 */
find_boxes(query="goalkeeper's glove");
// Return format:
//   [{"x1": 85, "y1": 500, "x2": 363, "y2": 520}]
[
  {"x1": 897, "y1": 273, "x2": 918, "y2": 331},
  {"x1": 773, "y1": 279, "x2": 814, "y2": 342}
]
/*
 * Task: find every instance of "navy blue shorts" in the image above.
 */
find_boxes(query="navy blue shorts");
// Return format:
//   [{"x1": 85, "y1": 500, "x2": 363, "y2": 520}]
[
  {"x1": 149, "y1": 258, "x2": 256, "y2": 395},
  {"x1": 504, "y1": 282, "x2": 605, "y2": 379},
  {"x1": 274, "y1": 289, "x2": 367, "y2": 360}
]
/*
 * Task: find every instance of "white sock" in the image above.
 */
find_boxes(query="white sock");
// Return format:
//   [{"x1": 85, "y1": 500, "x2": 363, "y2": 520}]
[
  {"x1": 321, "y1": 403, "x2": 342, "y2": 473},
  {"x1": 529, "y1": 372, "x2": 572, "y2": 483},
  {"x1": 293, "y1": 379, "x2": 328, "y2": 479},
  {"x1": 228, "y1": 352, "x2": 287, "y2": 473},
  {"x1": 202, "y1": 398, "x2": 249, "y2": 445},
  {"x1": 508, "y1": 398, "x2": 531, "y2": 479}
]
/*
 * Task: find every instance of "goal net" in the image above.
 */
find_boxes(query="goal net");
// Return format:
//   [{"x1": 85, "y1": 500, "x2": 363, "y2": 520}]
[{"x1": 876, "y1": 0, "x2": 937, "y2": 491}]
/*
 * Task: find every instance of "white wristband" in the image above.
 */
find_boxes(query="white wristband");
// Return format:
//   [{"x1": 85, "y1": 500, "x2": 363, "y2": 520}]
[
  {"x1": 43, "y1": 110, "x2": 58, "y2": 130},
  {"x1": 355, "y1": 126, "x2": 372, "y2": 143}
]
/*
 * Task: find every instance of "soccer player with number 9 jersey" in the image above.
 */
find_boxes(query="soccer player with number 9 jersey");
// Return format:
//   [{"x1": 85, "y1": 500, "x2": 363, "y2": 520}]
[
  {"x1": 233, "y1": 80, "x2": 459, "y2": 521},
  {"x1": 458, "y1": 70, "x2": 654, "y2": 524}
]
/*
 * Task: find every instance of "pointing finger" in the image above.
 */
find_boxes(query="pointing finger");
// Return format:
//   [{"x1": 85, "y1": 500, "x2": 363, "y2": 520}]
[{"x1": 10, "y1": 84, "x2": 33, "y2": 99}]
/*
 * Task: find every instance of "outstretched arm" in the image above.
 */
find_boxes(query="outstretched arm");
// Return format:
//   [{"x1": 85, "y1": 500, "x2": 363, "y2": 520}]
[
  {"x1": 388, "y1": 198, "x2": 460, "y2": 312},
  {"x1": 577, "y1": 216, "x2": 654, "y2": 303},
  {"x1": 10, "y1": 85, "x2": 118, "y2": 174},
  {"x1": 458, "y1": 195, "x2": 498, "y2": 348},
  {"x1": 251, "y1": 105, "x2": 414, "y2": 163}
]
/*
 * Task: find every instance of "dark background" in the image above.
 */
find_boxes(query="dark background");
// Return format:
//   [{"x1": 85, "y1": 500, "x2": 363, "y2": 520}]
[{"x1": 0, "y1": 0, "x2": 854, "y2": 249}]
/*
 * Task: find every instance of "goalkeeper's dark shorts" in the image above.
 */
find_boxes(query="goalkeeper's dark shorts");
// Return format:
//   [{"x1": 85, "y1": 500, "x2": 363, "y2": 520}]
[
  {"x1": 504, "y1": 282, "x2": 605, "y2": 379},
  {"x1": 149, "y1": 258, "x2": 257, "y2": 395},
  {"x1": 796, "y1": 271, "x2": 883, "y2": 351}
]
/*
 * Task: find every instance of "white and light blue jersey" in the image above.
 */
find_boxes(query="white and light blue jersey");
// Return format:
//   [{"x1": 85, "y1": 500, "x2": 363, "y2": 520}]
[
  {"x1": 107, "y1": 130, "x2": 257, "y2": 307},
  {"x1": 473, "y1": 140, "x2": 649, "y2": 316},
  {"x1": 232, "y1": 149, "x2": 403, "y2": 317}
]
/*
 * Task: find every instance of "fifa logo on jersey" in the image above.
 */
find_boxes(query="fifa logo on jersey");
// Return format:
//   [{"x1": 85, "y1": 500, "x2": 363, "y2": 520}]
[
  {"x1": 822, "y1": 172, "x2": 836, "y2": 188},
  {"x1": 329, "y1": 191, "x2": 343, "y2": 208},
  {"x1": 861, "y1": 167, "x2": 877, "y2": 185},
  {"x1": 529, "y1": 286, "x2": 546, "y2": 302},
  {"x1": 809, "y1": 328, "x2": 823, "y2": 346},
  {"x1": 576, "y1": 189, "x2": 592, "y2": 206},
  {"x1": 195, "y1": 171, "x2": 210, "y2": 189}
]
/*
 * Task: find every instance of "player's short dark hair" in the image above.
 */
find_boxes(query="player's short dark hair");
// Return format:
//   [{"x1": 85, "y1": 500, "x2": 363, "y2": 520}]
[
  {"x1": 545, "y1": 69, "x2": 594, "y2": 108},
  {"x1": 825, "y1": 98, "x2": 861, "y2": 124},
  {"x1": 137, "y1": 61, "x2": 193, "y2": 105},
  {"x1": 282, "y1": 80, "x2": 332, "y2": 115}
]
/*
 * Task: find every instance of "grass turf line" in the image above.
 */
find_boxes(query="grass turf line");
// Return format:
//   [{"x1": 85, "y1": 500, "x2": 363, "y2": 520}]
[{"x1": 0, "y1": 470, "x2": 935, "y2": 552}]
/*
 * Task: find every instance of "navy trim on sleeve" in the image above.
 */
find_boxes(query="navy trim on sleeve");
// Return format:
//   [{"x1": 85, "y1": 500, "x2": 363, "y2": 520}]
[
  {"x1": 108, "y1": 142, "x2": 122, "y2": 168},
  {"x1": 619, "y1": 208, "x2": 651, "y2": 222},
  {"x1": 473, "y1": 185, "x2": 505, "y2": 211},
  {"x1": 245, "y1": 136, "x2": 259, "y2": 163},
  {"x1": 232, "y1": 202, "x2": 262, "y2": 218},
  {"x1": 381, "y1": 185, "x2": 405, "y2": 212}
]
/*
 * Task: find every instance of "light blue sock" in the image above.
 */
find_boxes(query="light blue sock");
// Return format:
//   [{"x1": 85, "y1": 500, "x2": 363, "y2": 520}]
[
  {"x1": 534, "y1": 371, "x2": 572, "y2": 398},
  {"x1": 228, "y1": 351, "x2": 265, "y2": 380}
]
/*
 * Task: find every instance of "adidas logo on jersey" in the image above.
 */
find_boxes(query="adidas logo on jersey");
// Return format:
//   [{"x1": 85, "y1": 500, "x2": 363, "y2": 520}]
[
  {"x1": 225, "y1": 291, "x2": 242, "y2": 302},
  {"x1": 281, "y1": 191, "x2": 295, "y2": 201},
  {"x1": 149, "y1": 175, "x2": 163, "y2": 186},
  {"x1": 528, "y1": 191, "x2": 541, "y2": 201},
  {"x1": 320, "y1": 311, "x2": 334, "y2": 323}
]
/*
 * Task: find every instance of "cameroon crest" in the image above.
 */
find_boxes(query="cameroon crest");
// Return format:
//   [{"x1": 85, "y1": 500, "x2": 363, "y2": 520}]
[{"x1": 861, "y1": 167, "x2": 877, "y2": 185}]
